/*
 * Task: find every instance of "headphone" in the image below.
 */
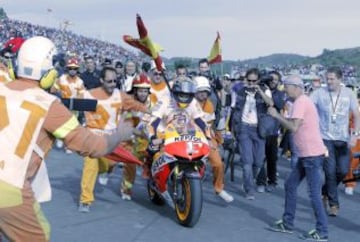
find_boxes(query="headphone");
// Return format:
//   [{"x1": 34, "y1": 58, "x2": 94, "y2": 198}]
[
  {"x1": 39, "y1": 69, "x2": 58, "y2": 89},
  {"x1": 7, "y1": 58, "x2": 16, "y2": 81}
]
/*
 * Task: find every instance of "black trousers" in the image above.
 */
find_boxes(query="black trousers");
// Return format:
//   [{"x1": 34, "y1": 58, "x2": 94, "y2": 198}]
[{"x1": 257, "y1": 135, "x2": 279, "y2": 185}]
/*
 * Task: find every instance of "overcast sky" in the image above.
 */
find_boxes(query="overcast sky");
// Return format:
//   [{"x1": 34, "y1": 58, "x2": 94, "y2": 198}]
[{"x1": 2, "y1": 0, "x2": 360, "y2": 60}]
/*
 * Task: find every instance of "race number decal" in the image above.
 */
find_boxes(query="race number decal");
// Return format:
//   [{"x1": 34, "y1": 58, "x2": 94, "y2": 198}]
[
  {"x1": 16, "y1": 101, "x2": 46, "y2": 158},
  {"x1": 0, "y1": 96, "x2": 9, "y2": 130},
  {"x1": 111, "y1": 102, "x2": 121, "y2": 123},
  {"x1": 0, "y1": 96, "x2": 46, "y2": 158}
]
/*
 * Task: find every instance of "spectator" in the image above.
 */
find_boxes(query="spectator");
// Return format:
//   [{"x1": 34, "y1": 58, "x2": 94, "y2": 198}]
[
  {"x1": 268, "y1": 75, "x2": 328, "y2": 242},
  {"x1": 141, "y1": 61, "x2": 151, "y2": 74},
  {"x1": 81, "y1": 56, "x2": 101, "y2": 89},
  {"x1": 121, "y1": 59, "x2": 138, "y2": 93},
  {"x1": 175, "y1": 64, "x2": 188, "y2": 78},
  {"x1": 311, "y1": 66, "x2": 360, "y2": 216},
  {"x1": 114, "y1": 60, "x2": 124, "y2": 89}
]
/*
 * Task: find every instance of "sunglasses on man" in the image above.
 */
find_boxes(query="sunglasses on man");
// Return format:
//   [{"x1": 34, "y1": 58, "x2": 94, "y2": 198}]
[{"x1": 104, "y1": 79, "x2": 117, "y2": 84}]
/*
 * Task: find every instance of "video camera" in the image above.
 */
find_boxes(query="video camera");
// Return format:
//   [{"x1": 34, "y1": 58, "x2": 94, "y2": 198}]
[
  {"x1": 53, "y1": 53, "x2": 66, "y2": 68},
  {"x1": 259, "y1": 69, "x2": 274, "y2": 86}
]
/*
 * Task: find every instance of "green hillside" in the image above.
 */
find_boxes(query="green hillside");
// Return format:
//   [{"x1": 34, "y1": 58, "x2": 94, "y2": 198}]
[
  {"x1": 305, "y1": 47, "x2": 360, "y2": 67},
  {"x1": 166, "y1": 47, "x2": 360, "y2": 77}
]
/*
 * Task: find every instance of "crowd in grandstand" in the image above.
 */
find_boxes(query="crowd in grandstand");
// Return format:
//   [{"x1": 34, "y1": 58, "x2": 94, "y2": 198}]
[{"x1": 0, "y1": 18, "x2": 142, "y2": 69}]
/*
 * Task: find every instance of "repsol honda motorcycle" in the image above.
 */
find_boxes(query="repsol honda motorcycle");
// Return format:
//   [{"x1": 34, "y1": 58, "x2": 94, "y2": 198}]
[{"x1": 147, "y1": 114, "x2": 210, "y2": 227}]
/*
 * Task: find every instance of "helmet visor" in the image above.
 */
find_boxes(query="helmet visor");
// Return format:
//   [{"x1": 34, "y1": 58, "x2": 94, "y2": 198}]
[{"x1": 174, "y1": 92, "x2": 194, "y2": 104}]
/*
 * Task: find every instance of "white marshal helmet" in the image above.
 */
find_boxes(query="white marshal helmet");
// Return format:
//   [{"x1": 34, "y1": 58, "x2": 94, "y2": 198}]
[
  {"x1": 17, "y1": 36, "x2": 57, "y2": 80},
  {"x1": 194, "y1": 76, "x2": 211, "y2": 93}
]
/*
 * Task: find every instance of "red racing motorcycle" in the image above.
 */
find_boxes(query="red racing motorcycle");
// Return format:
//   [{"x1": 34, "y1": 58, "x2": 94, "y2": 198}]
[{"x1": 147, "y1": 115, "x2": 210, "y2": 227}]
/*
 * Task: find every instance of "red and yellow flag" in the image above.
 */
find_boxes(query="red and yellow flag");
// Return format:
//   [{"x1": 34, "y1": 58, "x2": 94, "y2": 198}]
[
  {"x1": 207, "y1": 31, "x2": 222, "y2": 64},
  {"x1": 123, "y1": 14, "x2": 164, "y2": 71}
]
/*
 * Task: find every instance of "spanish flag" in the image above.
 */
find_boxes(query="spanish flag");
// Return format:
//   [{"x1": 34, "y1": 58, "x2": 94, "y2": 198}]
[
  {"x1": 207, "y1": 31, "x2": 222, "y2": 64},
  {"x1": 123, "y1": 14, "x2": 164, "y2": 71}
]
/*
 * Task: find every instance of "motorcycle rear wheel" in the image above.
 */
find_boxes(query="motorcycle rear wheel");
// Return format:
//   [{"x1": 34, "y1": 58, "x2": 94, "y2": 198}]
[
  {"x1": 147, "y1": 180, "x2": 165, "y2": 206},
  {"x1": 175, "y1": 177, "x2": 203, "y2": 227}
]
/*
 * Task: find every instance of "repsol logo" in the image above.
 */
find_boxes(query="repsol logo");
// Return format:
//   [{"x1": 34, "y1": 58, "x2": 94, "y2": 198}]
[{"x1": 174, "y1": 135, "x2": 200, "y2": 142}]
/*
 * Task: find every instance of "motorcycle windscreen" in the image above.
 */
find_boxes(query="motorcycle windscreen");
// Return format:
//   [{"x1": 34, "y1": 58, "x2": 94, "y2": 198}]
[{"x1": 163, "y1": 114, "x2": 210, "y2": 159}]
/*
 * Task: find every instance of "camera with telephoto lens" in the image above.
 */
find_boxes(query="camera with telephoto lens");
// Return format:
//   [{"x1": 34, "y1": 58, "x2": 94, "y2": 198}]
[{"x1": 259, "y1": 69, "x2": 273, "y2": 86}]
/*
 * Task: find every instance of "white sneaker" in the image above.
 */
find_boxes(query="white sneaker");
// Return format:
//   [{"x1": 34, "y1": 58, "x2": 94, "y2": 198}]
[
  {"x1": 78, "y1": 203, "x2": 90, "y2": 213},
  {"x1": 345, "y1": 187, "x2": 354, "y2": 196},
  {"x1": 120, "y1": 189, "x2": 132, "y2": 201},
  {"x1": 256, "y1": 185, "x2": 265, "y2": 193},
  {"x1": 218, "y1": 190, "x2": 234, "y2": 203},
  {"x1": 98, "y1": 173, "x2": 109, "y2": 186},
  {"x1": 65, "y1": 149, "x2": 73, "y2": 154},
  {"x1": 55, "y1": 139, "x2": 64, "y2": 149}
]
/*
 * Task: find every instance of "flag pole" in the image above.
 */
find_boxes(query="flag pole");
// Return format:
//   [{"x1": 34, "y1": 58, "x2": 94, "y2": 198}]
[{"x1": 160, "y1": 69, "x2": 173, "y2": 97}]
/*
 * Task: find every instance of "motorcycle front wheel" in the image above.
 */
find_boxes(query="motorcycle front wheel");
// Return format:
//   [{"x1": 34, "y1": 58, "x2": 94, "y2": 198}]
[{"x1": 175, "y1": 177, "x2": 203, "y2": 227}]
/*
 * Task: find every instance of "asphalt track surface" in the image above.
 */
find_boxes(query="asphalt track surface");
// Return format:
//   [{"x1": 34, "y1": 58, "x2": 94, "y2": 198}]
[{"x1": 6, "y1": 149, "x2": 359, "y2": 242}]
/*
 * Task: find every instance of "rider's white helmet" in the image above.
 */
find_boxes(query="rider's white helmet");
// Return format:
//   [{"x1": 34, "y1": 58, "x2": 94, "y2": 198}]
[
  {"x1": 194, "y1": 76, "x2": 211, "y2": 93},
  {"x1": 17, "y1": 36, "x2": 57, "y2": 80}
]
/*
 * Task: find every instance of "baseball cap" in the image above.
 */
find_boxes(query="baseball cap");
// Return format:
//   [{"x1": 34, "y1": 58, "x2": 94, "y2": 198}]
[
  {"x1": 283, "y1": 75, "x2": 304, "y2": 88},
  {"x1": 223, "y1": 73, "x2": 230, "y2": 79}
]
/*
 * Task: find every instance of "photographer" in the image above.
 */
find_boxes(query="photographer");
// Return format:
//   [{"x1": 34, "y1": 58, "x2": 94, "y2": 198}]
[
  {"x1": 231, "y1": 68, "x2": 273, "y2": 200},
  {"x1": 256, "y1": 71, "x2": 285, "y2": 193}
]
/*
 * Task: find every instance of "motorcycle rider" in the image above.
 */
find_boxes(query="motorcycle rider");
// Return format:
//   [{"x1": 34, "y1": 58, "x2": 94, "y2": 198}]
[
  {"x1": 147, "y1": 77, "x2": 212, "y2": 201},
  {"x1": 194, "y1": 76, "x2": 234, "y2": 202}
]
